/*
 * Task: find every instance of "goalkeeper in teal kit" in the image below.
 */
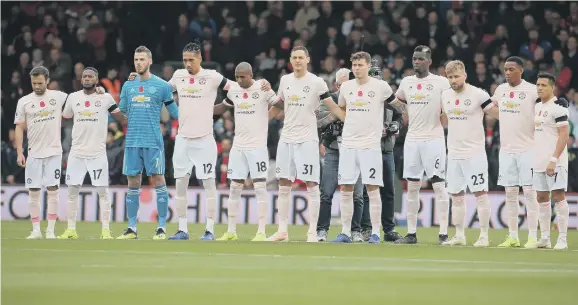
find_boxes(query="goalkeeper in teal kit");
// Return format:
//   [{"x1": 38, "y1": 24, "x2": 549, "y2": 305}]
[{"x1": 117, "y1": 46, "x2": 179, "y2": 240}]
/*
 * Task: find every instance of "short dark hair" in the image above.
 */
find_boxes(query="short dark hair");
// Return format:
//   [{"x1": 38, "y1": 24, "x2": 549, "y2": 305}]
[
  {"x1": 505, "y1": 56, "x2": 524, "y2": 67},
  {"x1": 29, "y1": 66, "x2": 49, "y2": 79},
  {"x1": 134, "y1": 45, "x2": 152, "y2": 58},
  {"x1": 83, "y1": 67, "x2": 99, "y2": 75},
  {"x1": 537, "y1": 73, "x2": 556, "y2": 86},
  {"x1": 414, "y1": 45, "x2": 431, "y2": 56},
  {"x1": 350, "y1": 51, "x2": 371, "y2": 63},
  {"x1": 183, "y1": 40, "x2": 201, "y2": 54},
  {"x1": 291, "y1": 45, "x2": 309, "y2": 57}
]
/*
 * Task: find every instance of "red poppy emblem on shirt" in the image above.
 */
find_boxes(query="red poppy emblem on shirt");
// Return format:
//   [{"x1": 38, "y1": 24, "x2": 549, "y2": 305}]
[
  {"x1": 85, "y1": 101, "x2": 91, "y2": 107},
  {"x1": 509, "y1": 92, "x2": 514, "y2": 98},
  {"x1": 189, "y1": 78, "x2": 195, "y2": 84},
  {"x1": 243, "y1": 92, "x2": 248, "y2": 99},
  {"x1": 138, "y1": 86, "x2": 144, "y2": 93},
  {"x1": 358, "y1": 91, "x2": 363, "y2": 97},
  {"x1": 40, "y1": 101, "x2": 46, "y2": 107},
  {"x1": 538, "y1": 111, "x2": 542, "y2": 116},
  {"x1": 417, "y1": 84, "x2": 422, "y2": 90},
  {"x1": 455, "y1": 99, "x2": 460, "y2": 105}
]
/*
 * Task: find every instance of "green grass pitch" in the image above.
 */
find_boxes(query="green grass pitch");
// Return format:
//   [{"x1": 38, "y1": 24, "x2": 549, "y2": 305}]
[{"x1": 2, "y1": 221, "x2": 577, "y2": 305}]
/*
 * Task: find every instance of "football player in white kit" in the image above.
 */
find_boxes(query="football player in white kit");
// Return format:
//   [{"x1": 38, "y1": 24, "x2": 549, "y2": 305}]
[
  {"x1": 331, "y1": 51, "x2": 396, "y2": 244},
  {"x1": 212, "y1": 62, "x2": 278, "y2": 241},
  {"x1": 15, "y1": 66, "x2": 68, "y2": 239},
  {"x1": 57, "y1": 67, "x2": 127, "y2": 240},
  {"x1": 439, "y1": 60, "x2": 497, "y2": 247},
  {"x1": 267, "y1": 46, "x2": 346, "y2": 242},
  {"x1": 489, "y1": 57, "x2": 541, "y2": 248},
  {"x1": 532, "y1": 73, "x2": 570, "y2": 250},
  {"x1": 388, "y1": 45, "x2": 452, "y2": 245},
  {"x1": 165, "y1": 42, "x2": 270, "y2": 241}
]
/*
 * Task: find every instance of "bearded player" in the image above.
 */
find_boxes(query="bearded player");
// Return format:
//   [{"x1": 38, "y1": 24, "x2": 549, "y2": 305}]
[
  {"x1": 165, "y1": 42, "x2": 270, "y2": 240},
  {"x1": 14, "y1": 66, "x2": 69, "y2": 239},
  {"x1": 57, "y1": 67, "x2": 127, "y2": 240},
  {"x1": 212, "y1": 62, "x2": 278, "y2": 241},
  {"x1": 388, "y1": 45, "x2": 452, "y2": 245},
  {"x1": 117, "y1": 46, "x2": 179, "y2": 240},
  {"x1": 440, "y1": 60, "x2": 496, "y2": 247},
  {"x1": 268, "y1": 46, "x2": 345, "y2": 242}
]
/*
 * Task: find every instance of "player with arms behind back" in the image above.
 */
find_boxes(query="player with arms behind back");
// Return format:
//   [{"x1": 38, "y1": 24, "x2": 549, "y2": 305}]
[
  {"x1": 117, "y1": 46, "x2": 179, "y2": 240},
  {"x1": 212, "y1": 62, "x2": 278, "y2": 241},
  {"x1": 331, "y1": 52, "x2": 395, "y2": 244},
  {"x1": 268, "y1": 46, "x2": 345, "y2": 242},
  {"x1": 57, "y1": 67, "x2": 127, "y2": 240},
  {"x1": 440, "y1": 60, "x2": 497, "y2": 247},
  {"x1": 390, "y1": 46, "x2": 451, "y2": 245},
  {"x1": 14, "y1": 66, "x2": 68, "y2": 239},
  {"x1": 533, "y1": 73, "x2": 570, "y2": 250}
]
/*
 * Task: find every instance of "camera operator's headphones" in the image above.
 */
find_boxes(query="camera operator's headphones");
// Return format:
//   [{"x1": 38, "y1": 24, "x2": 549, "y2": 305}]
[{"x1": 348, "y1": 35, "x2": 383, "y2": 80}]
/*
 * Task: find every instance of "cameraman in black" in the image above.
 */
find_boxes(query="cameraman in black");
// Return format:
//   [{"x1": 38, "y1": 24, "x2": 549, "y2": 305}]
[{"x1": 316, "y1": 68, "x2": 369, "y2": 242}]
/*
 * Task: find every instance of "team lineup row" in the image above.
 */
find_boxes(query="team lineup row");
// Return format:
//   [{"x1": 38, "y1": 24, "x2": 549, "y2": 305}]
[{"x1": 13, "y1": 43, "x2": 570, "y2": 249}]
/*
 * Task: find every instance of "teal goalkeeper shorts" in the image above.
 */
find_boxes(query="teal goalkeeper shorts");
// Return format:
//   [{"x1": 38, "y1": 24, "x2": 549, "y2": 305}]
[{"x1": 123, "y1": 147, "x2": 165, "y2": 176}]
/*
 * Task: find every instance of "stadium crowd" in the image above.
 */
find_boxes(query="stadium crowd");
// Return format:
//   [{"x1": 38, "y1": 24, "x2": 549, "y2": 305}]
[{"x1": 2, "y1": 1, "x2": 578, "y2": 191}]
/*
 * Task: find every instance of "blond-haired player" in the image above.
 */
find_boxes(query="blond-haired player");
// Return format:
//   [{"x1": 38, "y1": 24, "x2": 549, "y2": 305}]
[
  {"x1": 332, "y1": 51, "x2": 395, "y2": 244},
  {"x1": 57, "y1": 67, "x2": 127, "y2": 240},
  {"x1": 212, "y1": 62, "x2": 278, "y2": 241},
  {"x1": 532, "y1": 73, "x2": 570, "y2": 250},
  {"x1": 440, "y1": 60, "x2": 497, "y2": 247},
  {"x1": 268, "y1": 46, "x2": 345, "y2": 242},
  {"x1": 15, "y1": 66, "x2": 68, "y2": 239}
]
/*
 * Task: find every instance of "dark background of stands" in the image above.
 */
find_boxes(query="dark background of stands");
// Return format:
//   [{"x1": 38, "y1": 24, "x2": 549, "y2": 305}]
[{"x1": 2, "y1": 1, "x2": 578, "y2": 191}]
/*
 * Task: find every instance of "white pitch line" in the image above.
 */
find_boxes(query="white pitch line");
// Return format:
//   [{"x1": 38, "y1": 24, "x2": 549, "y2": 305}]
[{"x1": 7, "y1": 247, "x2": 578, "y2": 268}]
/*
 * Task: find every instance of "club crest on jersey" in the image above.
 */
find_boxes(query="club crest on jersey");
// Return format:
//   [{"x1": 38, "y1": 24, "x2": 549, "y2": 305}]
[
  {"x1": 27, "y1": 178, "x2": 32, "y2": 184},
  {"x1": 95, "y1": 101, "x2": 102, "y2": 107},
  {"x1": 40, "y1": 101, "x2": 46, "y2": 107},
  {"x1": 543, "y1": 111, "x2": 548, "y2": 117},
  {"x1": 519, "y1": 92, "x2": 526, "y2": 99},
  {"x1": 303, "y1": 86, "x2": 310, "y2": 93},
  {"x1": 368, "y1": 91, "x2": 375, "y2": 98},
  {"x1": 49, "y1": 99, "x2": 56, "y2": 106},
  {"x1": 464, "y1": 99, "x2": 471, "y2": 106},
  {"x1": 252, "y1": 92, "x2": 259, "y2": 99},
  {"x1": 199, "y1": 78, "x2": 207, "y2": 85},
  {"x1": 85, "y1": 101, "x2": 91, "y2": 107},
  {"x1": 427, "y1": 84, "x2": 434, "y2": 91}
]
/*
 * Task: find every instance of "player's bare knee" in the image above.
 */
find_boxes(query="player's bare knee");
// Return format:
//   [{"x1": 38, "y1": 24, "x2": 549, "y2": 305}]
[
  {"x1": 430, "y1": 175, "x2": 444, "y2": 183},
  {"x1": 127, "y1": 175, "x2": 141, "y2": 188},
  {"x1": 536, "y1": 192, "x2": 550, "y2": 203},
  {"x1": 252, "y1": 178, "x2": 266, "y2": 183},
  {"x1": 46, "y1": 185, "x2": 59, "y2": 191},
  {"x1": 551, "y1": 190, "x2": 565, "y2": 202},
  {"x1": 232, "y1": 179, "x2": 245, "y2": 185},
  {"x1": 279, "y1": 178, "x2": 292, "y2": 187},
  {"x1": 151, "y1": 174, "x2": 166, "y2": 187},
  {"x1": 366, "y1": 185, "x2": 379, "y2": 192},
  {"x1": 29, "y1": 188, "x2": 41, "y2": 193},
  {"x1": 473, "y1": 191, "x2": 487, "y2": 197},
  {"x1": 406, "y1": 178, "x2": 421, "y2": 182},
  {"x1": 451, "y1": 191, "x2": 465, "y2": 197},
  {"x1": 305, "y1": 181, "x2": 318, "y2": 188},
  {"x1": 341, "y1": 184, "x2": 354, "y2": 192}
]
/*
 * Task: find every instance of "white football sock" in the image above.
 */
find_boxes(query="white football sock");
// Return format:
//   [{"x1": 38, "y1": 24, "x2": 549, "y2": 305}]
[
  {"x1": 368, "y1": 189, "x2": 382, "y2": 237},
  {"x1": 476, "y1": 193, "x2": 491, "y2": 238},
  {"x1": 306, "y1": 185, "x2": 320, "y2": 235},
  {"x1": 47, "y1": 189, "x2": 59, "y2": 232},
  {"x1": 67, "y1": 185, "x2": 80, "y2": 230},
  {"x1": 406, "y1": 180, "x2": 421, "y2": 234},
  {"x1": 505, "y1": 186, "x2": 519, "y2": 239},
  {"x1": 554, "y1": 200, "x2": 569, "y2": 239},
  {"x1": 175, "y1": 175, "x2": 190, "y2": 233},
  {"x1": 29, "y1": 190, "x2": 41, "y2": 232},
  {"x1": 538, "y1": 201, "x2": 552, "y2": 239},
  {"x1": 202, "y1": 178, "x2": 217, "y2": 233},
  {"x1": 254, "y1": 181, "x2": 268, "y2": 234},
  {"x1": 97, "y1": 187, "x2": 111, "y2": 230},
  {"x1": 522, "y1": 185, "x2": 538, "y2": 239},
  {"x1": 340, "y1": 191, "x2": 354, "y2": 237},
  {"x1": 277, "y1": 186, "x2": 291, "y2": 233},
  {"x1": 432, "y1": 181, "x2": 449, "y2": 235},
  {"x1": 227, "y1": 181, "x2": 244, "y2": 233},
  {"x1": 451, "y1": 195, "x2": 466, "y2": 237}
]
